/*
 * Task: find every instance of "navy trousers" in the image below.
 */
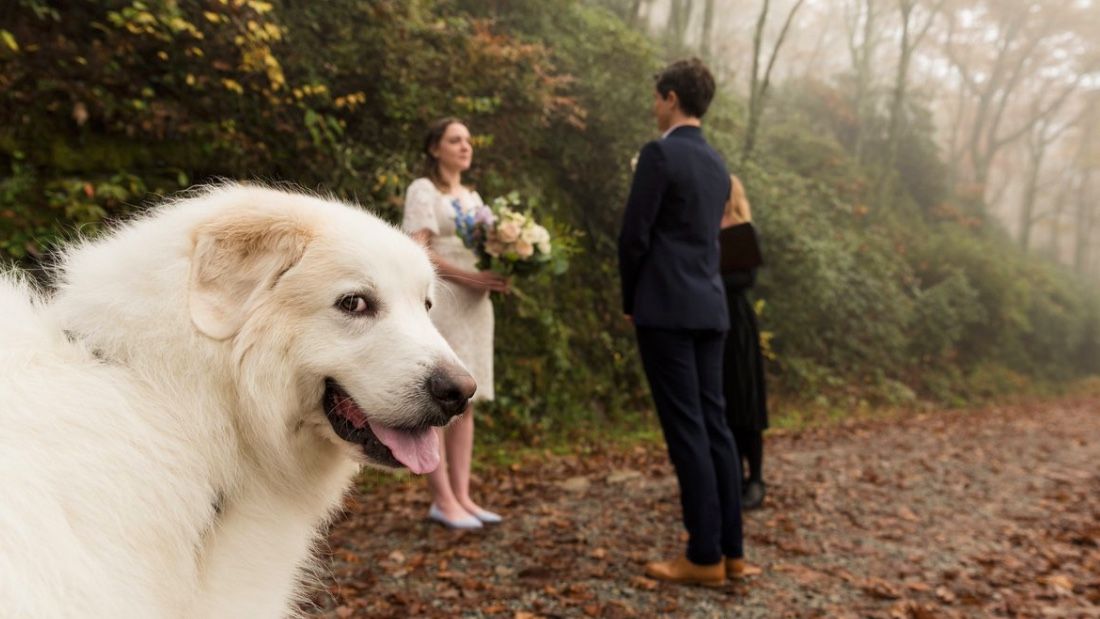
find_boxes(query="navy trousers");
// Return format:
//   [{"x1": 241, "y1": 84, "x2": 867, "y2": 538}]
[{"x1": 636, "y1": 327, "x2": 744, "y2": 564}]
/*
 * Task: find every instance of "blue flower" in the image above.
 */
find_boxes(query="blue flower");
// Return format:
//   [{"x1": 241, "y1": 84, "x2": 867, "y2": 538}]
[{"x1": 452, "y1": 198, "x2": 478, "y2": 248}]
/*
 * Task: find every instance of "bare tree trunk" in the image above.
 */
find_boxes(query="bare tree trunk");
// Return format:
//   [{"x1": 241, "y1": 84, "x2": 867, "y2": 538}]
[
  {"x1": 845, "y1": 0, "x2": 879, "y2": 161},
  {"x1": 701, "y1": 0, "x2": 716, "y2": 60},
  {"x1": 885, "y1": 0, "x2": 916, "y2": 180},
  {"x1": 1018, "y1": 110, "x2": 1080, "y2": 252},
  {"x1": 666, "y1": 0, "x2": 695, "y2": 51},
  {"x1": 1045, "y1": 181, "x2": 1072, "y2": 259},
  {"x1": 1075, "y1": 173, "x2": 1096, "y2": 274},
  {"x1": 1018, "y1": 126, "x2": 1047, "y2": 252},
  {"x1": 630, "y1": 0, "x2": 645, "y2": 26},
  {"x1": 744, "y1": 0, "x2": 770, "y2": 162},
  {"x1": 948, "y1": 6, "x2": 1032, "y2": 195},
  {"x1": 874, "y1": 0, "x2": 942, "y2": 203},
  {"x1": 946, "y1": 5, "x2": 1093, "y2": 205},
  {"x1": 945, "y1": 63, "x2": 969, "y2": 192},
  {"x1": 742, "y1": 0, "x2": 808, "y2": 162},
  {"x1": 1073, "y1": 98, "x2": 1099, "y2": 273},
  {"x1": 976, "y1": 75, "x2": 1082, "y2": 199}
]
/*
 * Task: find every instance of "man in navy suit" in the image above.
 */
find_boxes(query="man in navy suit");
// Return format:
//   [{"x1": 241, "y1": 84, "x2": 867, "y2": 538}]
[{"x1": 619, "y1": 58, "x2": 748, "y2": 585}]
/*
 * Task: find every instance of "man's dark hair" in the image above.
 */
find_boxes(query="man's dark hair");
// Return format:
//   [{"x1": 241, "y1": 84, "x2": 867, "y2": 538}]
[{"x1": 654, "y1": 58, "x2": 716, "y2": 119}]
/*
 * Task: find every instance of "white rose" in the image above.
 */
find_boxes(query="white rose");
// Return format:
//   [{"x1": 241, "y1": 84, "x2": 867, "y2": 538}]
[
  {"x1": 521, "y1": 225, "x2": 539, "y2": 244},
  {"x1": 538, "y1": 240, "x2": 551, "y2": 255},
  {"x1": 532, "y1": 225, "x2": 550, "y2": 244}
]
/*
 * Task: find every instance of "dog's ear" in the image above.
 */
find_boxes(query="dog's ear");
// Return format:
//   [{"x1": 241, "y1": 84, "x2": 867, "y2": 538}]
[{"x1": 189, "y1": 211, "x2": 313, "y2": 340}]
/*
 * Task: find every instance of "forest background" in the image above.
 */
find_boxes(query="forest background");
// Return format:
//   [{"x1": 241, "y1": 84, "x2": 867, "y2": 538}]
[{"x1": 2, "y1": 0, "x2": 1098, "y2": 447}]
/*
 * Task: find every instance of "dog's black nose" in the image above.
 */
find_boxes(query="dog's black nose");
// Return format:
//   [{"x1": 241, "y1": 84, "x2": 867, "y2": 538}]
[{"x1": 428, "y1": 362, "x2": 477, "y2": 418}]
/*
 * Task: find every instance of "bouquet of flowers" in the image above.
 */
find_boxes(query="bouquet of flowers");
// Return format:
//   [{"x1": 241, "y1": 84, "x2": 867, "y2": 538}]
[{"x1": 452, "y1": 191, "x2": 559, "y2": 277}]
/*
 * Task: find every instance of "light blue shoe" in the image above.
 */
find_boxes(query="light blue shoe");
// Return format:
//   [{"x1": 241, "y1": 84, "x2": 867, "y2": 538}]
[
  {"x1": 469, "y1": 507, "x2": 503, "y2": 524},
  {"x1": 428, "y1": 504, "x2": 482, "y2": 529}
]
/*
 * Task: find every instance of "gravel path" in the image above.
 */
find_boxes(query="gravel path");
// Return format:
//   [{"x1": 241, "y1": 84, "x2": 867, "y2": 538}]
[{"x1": 306, "y1": 394, "x2": 1100, "y2": 618}]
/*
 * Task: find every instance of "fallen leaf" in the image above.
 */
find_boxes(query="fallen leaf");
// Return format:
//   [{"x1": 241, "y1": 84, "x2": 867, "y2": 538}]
[
  {"x1": 606, "y1": 469, "x2": 642, "y2": 484},
  {"x1": 862, "y1": 577, "x2": 902, "y2": 600},
  {"x1": 560, "y1": 476, "x2": 591, "y2": 493},
  {"x1": 1038, "y1": 574, "x2": 1074, "y2": 595},
  {"x1": 517, "y1": 566, "x2": 555, "y2": 580},
  {"x1": 898, "y1": 506, "x2": 920, "y2": 522}
]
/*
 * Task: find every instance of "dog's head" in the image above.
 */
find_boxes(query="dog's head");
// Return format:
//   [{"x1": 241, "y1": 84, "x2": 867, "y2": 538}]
[{"x1": 186, "y1": 186, "x2": 474, "y2": 473}]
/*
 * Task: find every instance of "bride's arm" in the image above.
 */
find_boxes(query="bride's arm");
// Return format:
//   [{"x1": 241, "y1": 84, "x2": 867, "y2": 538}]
[{"x1": 409, "y1": 230, "x2": 509, "y2": 293}]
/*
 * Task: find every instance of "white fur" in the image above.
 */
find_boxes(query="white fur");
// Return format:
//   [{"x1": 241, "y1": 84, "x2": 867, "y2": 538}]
[{"x1": 0, "y1": 184, "x2": 465, "y2": 618}]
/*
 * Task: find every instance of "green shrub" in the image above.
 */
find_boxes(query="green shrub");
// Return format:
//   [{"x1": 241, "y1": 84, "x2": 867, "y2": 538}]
[{"x1": 2, "y1": 0, "x2": 1096, "y2": 442}]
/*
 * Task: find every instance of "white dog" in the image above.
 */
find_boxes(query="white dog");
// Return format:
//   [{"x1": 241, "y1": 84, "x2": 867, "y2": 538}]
[{"x1": 0, "y1": 184, "x2": 475, "y2": 618}]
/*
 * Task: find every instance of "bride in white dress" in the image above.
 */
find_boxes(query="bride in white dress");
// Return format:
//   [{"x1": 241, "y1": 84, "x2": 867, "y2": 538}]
[{"x1": 402, "y1": 118, "x2": 509, "y2": 529}]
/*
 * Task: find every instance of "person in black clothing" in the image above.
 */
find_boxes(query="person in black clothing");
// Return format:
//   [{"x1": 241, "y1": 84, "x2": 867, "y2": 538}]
[
  {"x1": 619, "y1": 58, "x2": 755, "y2": 586},
  {"x1": 720, "y1": 175, "x2": 769, "y2": 510}
]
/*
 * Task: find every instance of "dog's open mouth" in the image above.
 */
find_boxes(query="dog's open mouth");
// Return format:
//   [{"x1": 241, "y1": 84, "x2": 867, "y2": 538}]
[{"x1": 322, "y1": 379, "x2": 440, "y2": 474}]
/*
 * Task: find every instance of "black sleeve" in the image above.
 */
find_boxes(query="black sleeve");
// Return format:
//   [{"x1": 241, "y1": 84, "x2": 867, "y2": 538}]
[{"x1": 618, "y1": 141, "x2": 668, "y2": 316}]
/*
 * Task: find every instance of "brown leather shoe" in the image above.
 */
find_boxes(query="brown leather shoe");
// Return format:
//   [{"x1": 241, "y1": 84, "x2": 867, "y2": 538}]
[
  {"x1": 644, "y1": 556, "x2": 725, "y2": 587},
  {"x1": 725, "y1": 557, "x2": 763, "y2": 578}
]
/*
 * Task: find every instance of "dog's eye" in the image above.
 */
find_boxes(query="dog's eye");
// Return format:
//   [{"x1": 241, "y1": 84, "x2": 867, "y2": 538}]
[
  {"x1": 337, "y1": 294, "x2": 374, "y2": 315},
  {"x1": 425, "y1": 299, "x2": 433, "y2": 312}
]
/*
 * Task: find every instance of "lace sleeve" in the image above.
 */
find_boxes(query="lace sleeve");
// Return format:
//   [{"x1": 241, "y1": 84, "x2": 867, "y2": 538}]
[{"x1": 402, "y1": 178, "x2": 440, "y2": 236}]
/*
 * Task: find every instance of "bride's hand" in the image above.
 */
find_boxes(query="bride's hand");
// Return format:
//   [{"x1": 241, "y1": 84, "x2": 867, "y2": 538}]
[{"x1": 463, "y1": 271, "x2": 510, "y2": 294}]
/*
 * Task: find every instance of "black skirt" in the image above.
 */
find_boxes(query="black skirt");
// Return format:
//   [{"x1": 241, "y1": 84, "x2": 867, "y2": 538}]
[{"x1": 722, "y1": 270, "x2": 769, "y2": 431}]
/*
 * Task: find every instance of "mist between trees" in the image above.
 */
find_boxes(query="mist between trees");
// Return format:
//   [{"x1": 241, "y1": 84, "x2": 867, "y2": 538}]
[{"x1": 1, "y1": 0, "x2": 1097, "y2": 441}]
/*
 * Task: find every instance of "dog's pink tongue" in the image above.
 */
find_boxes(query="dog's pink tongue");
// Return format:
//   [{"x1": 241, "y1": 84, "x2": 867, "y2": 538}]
[{"x1": 368, "y1": 422, "x2": 440, "y2": 475}]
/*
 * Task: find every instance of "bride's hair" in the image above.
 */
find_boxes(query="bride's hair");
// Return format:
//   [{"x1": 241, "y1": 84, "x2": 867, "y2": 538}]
[{"x1": 422, "y1": 116, "x2": 465, "y2": 191}]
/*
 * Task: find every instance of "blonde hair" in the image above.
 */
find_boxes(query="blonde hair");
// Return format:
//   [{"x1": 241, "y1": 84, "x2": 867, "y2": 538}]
[{"x1": 723, "y1": 174, "x2": 752, "y2": 225}]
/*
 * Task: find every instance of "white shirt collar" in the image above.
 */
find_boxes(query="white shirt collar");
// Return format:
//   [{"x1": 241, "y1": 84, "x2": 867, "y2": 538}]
[{"x1": 661, "y1": 122, "x2": 700, "y2": 139}]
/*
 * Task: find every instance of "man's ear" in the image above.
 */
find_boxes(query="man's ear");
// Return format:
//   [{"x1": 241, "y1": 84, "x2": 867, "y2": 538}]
[
  {"x1": 188, "y1": 211, "x2": 313, "y2": 340},
  {"x1": 665, "y1": 90, "x2": 680, "y2": 109}
]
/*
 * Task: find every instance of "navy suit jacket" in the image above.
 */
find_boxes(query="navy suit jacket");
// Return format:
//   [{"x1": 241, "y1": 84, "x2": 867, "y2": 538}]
[{"x1": 618, "y1": 125, "x2": 730, "y2": 330}]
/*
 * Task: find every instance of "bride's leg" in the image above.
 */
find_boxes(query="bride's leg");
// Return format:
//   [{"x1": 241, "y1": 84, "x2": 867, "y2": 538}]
[
  {"x1": 447, "y1": 406, "x2": 498, "y2": 519},
  {"x1": 426, "y1": 427, "x2": 473, "y2": 521}
]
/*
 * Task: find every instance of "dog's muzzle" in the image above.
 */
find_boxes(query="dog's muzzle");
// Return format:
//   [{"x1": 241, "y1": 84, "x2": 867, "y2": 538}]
[{"x1": 321, "y1": 361, "x2": 475, "y2": 474}]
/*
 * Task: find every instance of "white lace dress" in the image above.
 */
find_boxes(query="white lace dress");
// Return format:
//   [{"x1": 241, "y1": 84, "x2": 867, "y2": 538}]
[{"x1": 402, "y1": 177, "x2": 495, "y2": 401}]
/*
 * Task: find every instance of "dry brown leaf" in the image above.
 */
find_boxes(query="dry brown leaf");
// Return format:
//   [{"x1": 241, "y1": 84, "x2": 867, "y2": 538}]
[
  {"x1": 1038, "y1": 574, "x2": 1074, "y2": 594},
  {"x1": 862, "y1": 577, "x2": 903, "y2": 600},
  {"x1": 934, "y1": 586, "x2": 956, "y2": 603}
]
